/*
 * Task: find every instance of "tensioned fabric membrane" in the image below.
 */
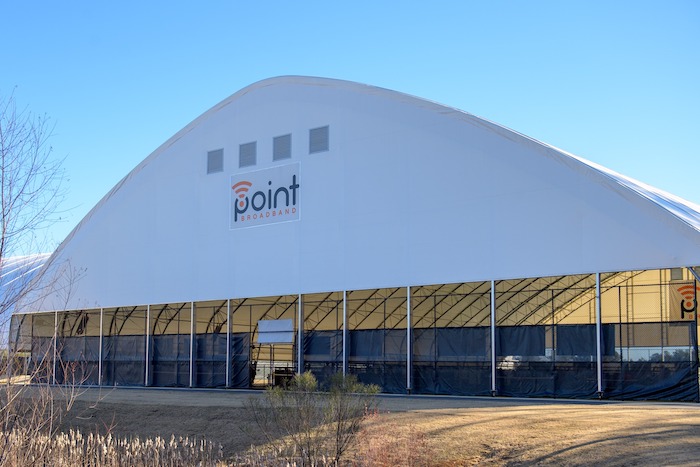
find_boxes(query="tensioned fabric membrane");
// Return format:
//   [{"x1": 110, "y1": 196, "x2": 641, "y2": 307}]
[{"x1": 7, "y1": 76, "x2": 700, "y2": 401}]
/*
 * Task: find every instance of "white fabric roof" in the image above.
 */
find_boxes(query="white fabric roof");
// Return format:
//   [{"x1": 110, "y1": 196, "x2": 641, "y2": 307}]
[
  {"x1": 558, "y1": 147, "x2": 700, "y2": 233},
  {"x1": 1, "y1": 254, "x2": 50, "y2": 314},
  {"x1": 17, "y1": 76, "x2": 700, "y2": 313}
]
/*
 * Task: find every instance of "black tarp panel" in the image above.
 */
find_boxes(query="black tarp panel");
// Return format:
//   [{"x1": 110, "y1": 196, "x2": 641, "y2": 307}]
[
  {"x1": 552, "y1": 362, "x2": 597, "y2": 398},
  {"x1": 436, "y1": 327, "x2": 490, "y2": 358},
  {"x1": 602, "y1": 322, "x2": 698, "y2": 402},
  {"x1": 348, "y1": 362, "x2": 406, "y2": 392},
  {"x1": 603, "y1": 362, "x2": 698, "y2": 401},
  {"x1": 496, "y1": 325, "x2": 601, "y2": 398},
  {"x1": 30, "y1": 337, "x2": 54, "y2": 383},
  {"x1": 496, "y1": 325, "x2": 551, "y2": 397},
  {"x1": 552, "y1": 324, "x2": 605, "y2": 398},
  {"x1": 304, "y1": 330, "x2": 343, "y2": 361},
  {"x1": 412, "y1": 327, "x2": 491, "y2": 396},
  {"x1": 102, "y1": 335, "x2": 145, "y2": 386},
  {"x1": 497, "y1": 361, "x2": 555, "y2": 397},
  {"x1": 349, "y1": 329, "x2": 406, "y2": 393},
  {"x1": 150, "y1": 334, "x2": 190, "y2": 387},
  {"x1": 195, "y1": 333, "x2": 226, "y2": 388},
  {"x1": 412, "y1": 327, "x2": 435, "y2": 360},
  {"x1": 56, "y1": 336, "x2": 100, "y2": 385},
  {"x1": 303, "y1": 330, "x2": 342, "y2": 388},
  {"x1": 557, "y1": 325, "x2": 592, "y2": 357},
  {"x1": 349, "y1": 329, "x2": 383, "y2": 359},
  {"x1": 497, "y1": 326, "x2": 546, "y2": 357},
  {"x1": 349, "y1": 329, "x2": 406, "y2": 361},
  {"x1": 413, "y1": 362, "x2": 491, "y2": 396},
  {"x1": 230, "y1": 333, "x2": 250, "y2": 388},
  {"x1": 147, "y1": 333, "x2": 250, "y2": 388},
  {"x1": 556, "y1": 324, "x2": 615, "y2": 358}
]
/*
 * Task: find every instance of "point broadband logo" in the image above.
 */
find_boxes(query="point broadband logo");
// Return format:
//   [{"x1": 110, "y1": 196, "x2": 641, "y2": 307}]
[{"x1": 230, "y1": 163, "x2": 300, "y2": 229}]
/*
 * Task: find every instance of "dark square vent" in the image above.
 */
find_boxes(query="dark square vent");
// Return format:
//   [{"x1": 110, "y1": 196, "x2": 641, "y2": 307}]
[
  {"x1": 239, "y1": 142, "x2": 256, "y2": 168},
  {"x1": 273, "y1": 134, "x2": 292, "y2": 161},
  {"x1": 309, "y1": 125, "x2": 329, "y2": 154},
  {"x1": 207, "y1": 149, "x2": 224, "y2": 174}
]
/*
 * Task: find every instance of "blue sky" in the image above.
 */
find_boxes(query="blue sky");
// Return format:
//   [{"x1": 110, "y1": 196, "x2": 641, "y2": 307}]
[{"x1": 1, "y1": 1, "x2": 698, "y2": 251}]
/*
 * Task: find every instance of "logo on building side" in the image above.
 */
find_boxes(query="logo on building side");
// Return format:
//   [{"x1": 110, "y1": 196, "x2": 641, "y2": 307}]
[
  {"x1": 669, "y1": 284, "x2": 699, "y2": 320},
  {"x1": 230, "y1": 163, "x2": 300, "y2": 229},
  {"x1": 677, "y1": 284, "x2": 699, "y2": 319}
]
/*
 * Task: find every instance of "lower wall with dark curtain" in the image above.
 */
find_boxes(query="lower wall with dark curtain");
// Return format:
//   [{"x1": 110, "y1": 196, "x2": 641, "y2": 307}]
[
  {"x1": 150, "y1": 334, "x2": 190, "y2": 387},
  {"x1": 303, "y1": 330, "x2": 343, "y2": 388},
  {"x1": 149, "y1": 332, "x2": 251, "y2": 388},
  {"x1": 495, "y1": 324, "x2": 609, "y2": 399},
  {"x1": 602, "y1": 322, "x2": 699, "y2": 402},
  {"x1": 602, "y1": 362, "x2": 698, "y2": 401},
  {"x1": 194, "y1": 332, "x2": 251, "y2": 388},
  {"x1": 195, "y1": 333, "x2": 226, "y2": 388},
  {"x1": 303, "y1": 329, "x2": 407, "y2": 390},
  {"x1": 56, "y1": 336, "x2": 100, "y2": 385},
  {"x1": 348, "y1": 329, "x2": 406, "y2": 393},
  {"x1": 30, "y1": 337, "x2": 54, "y2": 383},
  {"x1": 229, "y1": 333, "x2": 250, "y2": 388},
  {"x1": 413, "y1": 326, "x2": 491, "y2": 396},
  {"x1": 101, "y1": 335, "x2": 145, "y2": 386},
  {"x1": 28, "y1": 320, "x2": 699, "y2": 402}
]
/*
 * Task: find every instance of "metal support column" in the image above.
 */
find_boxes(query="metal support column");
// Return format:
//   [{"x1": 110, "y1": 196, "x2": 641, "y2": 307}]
[
  {"x1": 145, "y1": 305, "x2": 150, "y2": 386},
  {"x1": 98, "y1": 308, "x2": 103, "y2": 386},
  {"x1": 226, "y1": 299, "x2": 231, "y2": 388},
  {"x1": 297, "y1": 294, "x2": 304, "y2": 374},
  {"x1": 52, "y1": 311, "x2": 58, "y2": 385},
  {"x1": 6, "y1": 317, "x2": 14, "y2": 382},
  {"x1": 406, "y1": 286, "x2": 412, "y2": 394},
  {"x1": 342, "y1": 290, "x2": 348, "y2": 376},
  {"x1": 595, "y1": 272, "x2": 603, "y2": 398},
  {"x1": 689, "y1": 267, "x2": 700, "y2": 402},
  {"x1": 490, "y1": 280, "x2": 496, "y2": 396},
  {"x1": 189, "y1": 302, "x2": 195, "y2": 388}
]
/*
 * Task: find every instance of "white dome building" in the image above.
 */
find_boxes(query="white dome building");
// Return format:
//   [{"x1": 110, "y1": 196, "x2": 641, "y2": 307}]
[{"x1": 10, "y1": 76, "x2": 700, "y2": 401}]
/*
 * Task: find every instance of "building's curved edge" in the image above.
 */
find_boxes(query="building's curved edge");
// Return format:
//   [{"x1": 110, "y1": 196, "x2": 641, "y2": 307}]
[{"x1": 37, "y1": 76, "x2": 700, "y2": 290}]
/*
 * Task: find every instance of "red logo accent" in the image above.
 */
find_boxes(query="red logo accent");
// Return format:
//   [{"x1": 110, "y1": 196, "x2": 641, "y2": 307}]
[
  {"x1": 677, "y1": 285, "x2": 700, "y2": 310},
  {"x1": 232, "y1": 181, "x2": 252, "y2": 208}
]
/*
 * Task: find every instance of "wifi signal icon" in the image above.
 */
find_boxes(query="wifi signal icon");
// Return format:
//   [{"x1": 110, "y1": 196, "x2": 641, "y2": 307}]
[
  {"x1": 232, "y1": 181, "x2": 252, "y2": 208},
  {"x1": 677, "y1": 284, "x2": 699, "y2": 314}
]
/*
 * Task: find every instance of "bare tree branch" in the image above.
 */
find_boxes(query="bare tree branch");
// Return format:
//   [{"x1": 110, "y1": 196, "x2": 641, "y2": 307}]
[{"x1": 0, "y1": 90, "x2": 74, "y2": 464}]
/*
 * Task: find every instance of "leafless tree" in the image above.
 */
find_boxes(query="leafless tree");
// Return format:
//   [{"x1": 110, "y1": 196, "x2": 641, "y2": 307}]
[
  {"x1": 0, "y1": 91, "x2": 75, "y2": 465},
  {"x1": 0, "y1": 90, "x2": 65, "y2": 326},
  {"x1": 247, "y1": 372, "x2": 379, "y2": 465}
]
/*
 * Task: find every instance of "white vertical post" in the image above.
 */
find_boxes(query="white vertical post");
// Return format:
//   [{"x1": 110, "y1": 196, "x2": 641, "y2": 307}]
[
  {"x1": 689, "y1": 268, "x2": 700, "y2": 403},
  {"x1": 342, "y1": 291, "x2": 348, "y2": 376},
  {"x1": 52, "y1": 311, "x2": 58, "y2": 385},
  {"x1": 596, "y1": 273, "x2": 603, "y2": 397},
  {"x1": 406, "y1": 286, "x2": 412, "y2": 393},
  {"x1": 490, "y1": 280, "x2": 497, "y2": 396},
  {"x1": 7, "y1": 317, "x2": 15, "y2": 382},
  {"x1": 145, "y1": 305, "x2": 150, "y2": 386},
  {"x1": 226, "y1": 299, "x2": 231, "y2": 388},
  {"x1": 297, "y1": 294, "x2": 303, "y2": 374},
  {"x1": 189, "y1": 302, "x2": 195, "y2": 388},
  {"x1": 98, "y1": 308, "x2": 103, "y2": 386}
]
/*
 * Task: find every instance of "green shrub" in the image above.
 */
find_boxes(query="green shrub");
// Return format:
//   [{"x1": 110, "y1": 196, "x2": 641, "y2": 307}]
[{"x1": 247, "y1": 372, "x2": 378, "y2": 466}]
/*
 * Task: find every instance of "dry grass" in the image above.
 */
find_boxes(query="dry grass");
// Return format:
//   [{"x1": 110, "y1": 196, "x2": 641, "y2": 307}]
[
  {"x1": 366, "y1": 404, "x2": 700, "y2": 466},
  {"x1": 353, "y1": 410, "x2": 436, "y2": 466},
  {"x1": 56, "y1": 390, "x2": 700, "y2": 466},
  {"x1": 0, "y1": 428, "x2": 225, "y2": 466}
]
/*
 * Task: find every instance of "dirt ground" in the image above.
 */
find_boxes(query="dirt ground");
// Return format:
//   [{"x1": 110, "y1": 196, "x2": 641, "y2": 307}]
[{"x1": 54, "y1": 387, "x2": 700, "y2": 466}]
